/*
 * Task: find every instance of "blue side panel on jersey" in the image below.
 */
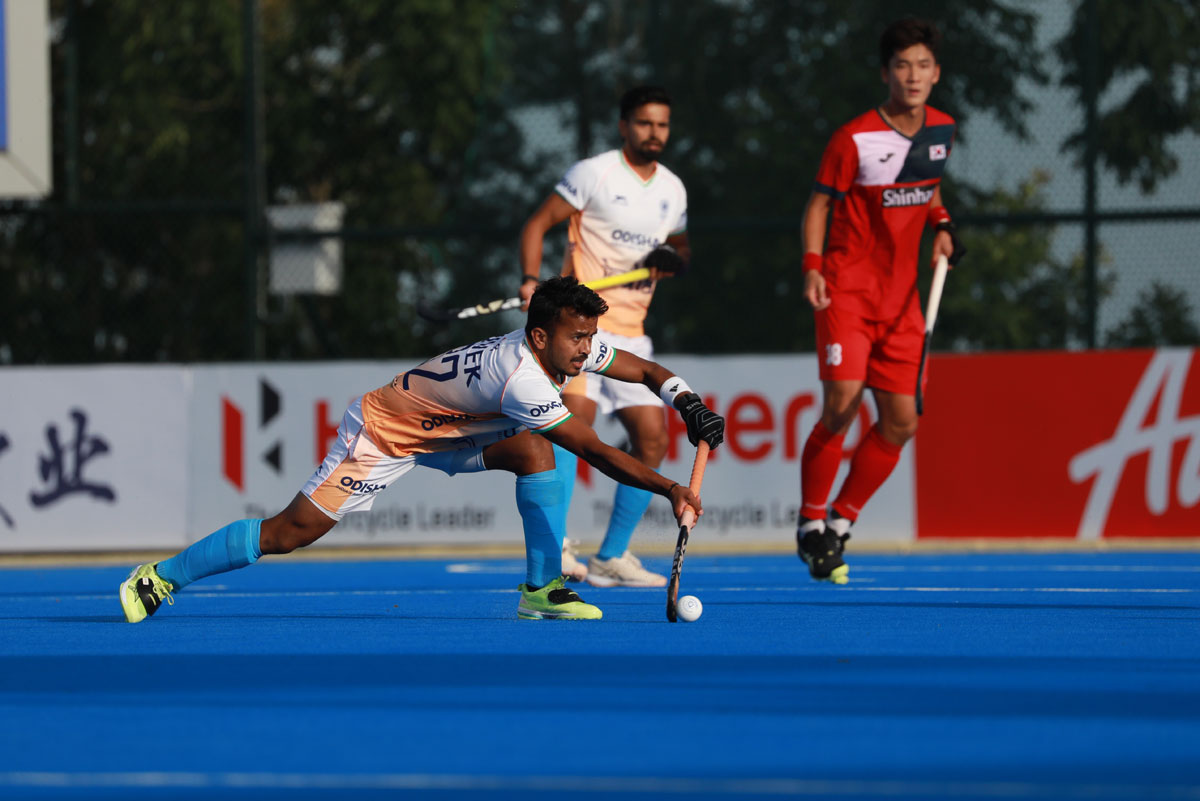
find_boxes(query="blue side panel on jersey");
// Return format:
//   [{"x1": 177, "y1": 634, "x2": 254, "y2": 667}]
[
  {"x1": 894, "y1": 122, "x2": 955, "y2": 184},
  {"x1": 0, "y1": 0, "x2": 8, "y2": 152}
]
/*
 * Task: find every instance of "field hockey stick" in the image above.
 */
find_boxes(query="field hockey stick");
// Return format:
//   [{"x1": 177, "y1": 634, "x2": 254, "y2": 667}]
[
  {"x1": 418, "y1": 268, "x2": 652, "y2": 323},
  {"x1": 915, "y1": 254, "x2": 949, "y2": 416},
  {"x1": 667, "y1": 440, "x2": 710, "y2": 623}
]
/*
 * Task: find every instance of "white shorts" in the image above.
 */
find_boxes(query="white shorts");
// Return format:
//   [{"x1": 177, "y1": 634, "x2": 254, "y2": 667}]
[
  {"x1": 563, "y1": 331, "x2": 663, "y2": 414},
  {"x1": 300, "y1": 397, "x2": 514, "y2": 520}
]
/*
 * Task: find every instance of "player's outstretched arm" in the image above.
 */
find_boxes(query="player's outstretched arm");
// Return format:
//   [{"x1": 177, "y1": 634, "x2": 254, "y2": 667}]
[
  {"x1": 602, "y1": 350, "x2": 725, "y2": 450},
  {"x1": 518, "y1": 193, "x2": 576, "y2": 307},
  {"x1": 544, "y1": 417, "x2": 700, "y2": 520}
]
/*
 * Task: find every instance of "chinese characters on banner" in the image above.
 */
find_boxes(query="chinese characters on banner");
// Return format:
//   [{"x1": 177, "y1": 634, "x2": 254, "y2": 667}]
[{"x1": 0, "y1": 409, "x2": 117, "y2": 529}]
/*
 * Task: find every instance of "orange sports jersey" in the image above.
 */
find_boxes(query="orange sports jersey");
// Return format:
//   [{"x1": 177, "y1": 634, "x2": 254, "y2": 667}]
[
  {"x1": 358, "y1": 329, "x2": 617, "y2": 458},
  {"x1": 814, "y1": 106, "x2": 956, "y2": 321},
  {"x1": 555, "y1": 149, "x2": 687, "y2": 337}
]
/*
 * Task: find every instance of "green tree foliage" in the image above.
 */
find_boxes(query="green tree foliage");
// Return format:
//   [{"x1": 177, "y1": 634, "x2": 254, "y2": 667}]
[
  {"x1": 2, "y1": 1, "x2": 1195, "y2": 364},
  {"x1": 1106, "y1": 283, "x2": 1200, "y2": 347},
  {"x1": 2, "y1": 2, "x2": 247, "y2": 363},
  {"x1": 936, "y1": 172, "x2": 1112, "y2": 350},
  {"x1": 1056, "y1": 0, "x2": 1200, "y2": 192},
  {"x1": 3, "y1": 0, "x2": 518, "y2": 363}
]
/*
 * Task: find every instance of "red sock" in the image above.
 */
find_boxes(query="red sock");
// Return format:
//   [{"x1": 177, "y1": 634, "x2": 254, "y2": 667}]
[
  {"x1": 800, "y1": 422, "x2": 845, "y2": 519},
  {"x1": 831, "y1": 425, "x2": 903, "y2": 521}
]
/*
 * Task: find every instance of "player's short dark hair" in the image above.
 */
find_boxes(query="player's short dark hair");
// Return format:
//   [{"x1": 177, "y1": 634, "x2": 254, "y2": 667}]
[
  {"x1": 525, "y1": 276, "x2": 609, "y2": 336},
  {"x1": 619, "y1": 85, "x2": 671, "y2": 120},
  {"x1": 879, "y1": 18, "x2": 942, "y2": 67}
]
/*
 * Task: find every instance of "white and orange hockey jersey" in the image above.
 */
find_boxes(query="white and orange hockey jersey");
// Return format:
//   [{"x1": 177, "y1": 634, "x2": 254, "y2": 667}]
[
  {"x1": 555, "y1": 150, "x2": 687, "y2": 337},
  {"x1": 359, "y1": 328, "x2": 617, "y2": 457}
]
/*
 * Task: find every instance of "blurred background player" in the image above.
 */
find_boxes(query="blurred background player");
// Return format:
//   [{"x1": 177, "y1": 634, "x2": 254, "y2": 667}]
[
  {"x1": 120, "y1": 277, "x2": 724, "y2": 623},
  {"x1": 796, "y1": 18, "x2": 966, "y2": 583},
  {"x1": 518, "y1": 85, "x2": 690, "y2": 587}
]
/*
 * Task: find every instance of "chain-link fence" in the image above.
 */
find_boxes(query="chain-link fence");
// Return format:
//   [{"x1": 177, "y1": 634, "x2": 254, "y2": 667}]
[{"x1": 1, "y1": 0, "x2": 1196, "y2": 365}]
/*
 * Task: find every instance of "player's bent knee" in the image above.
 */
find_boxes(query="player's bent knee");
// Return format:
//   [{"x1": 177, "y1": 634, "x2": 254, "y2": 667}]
[
  {"x1": 881, "y1": 418, "x2": 918, "y2": 445},
  {"x1": 821, "y1": 406, "x2": 860, "y2": 436},
  {"x1": 483, "y1": 430, "x2": 555, "y2": 475},
  {"x1": 632, "y1": 429, "x2": 668, "y2": 465}
]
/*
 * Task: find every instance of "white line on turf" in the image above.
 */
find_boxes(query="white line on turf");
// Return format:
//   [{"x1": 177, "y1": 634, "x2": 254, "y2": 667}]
[
  {"x1": 862, "y1": 565, "x2": 1200, "y2": 573},
  {"x1": 20, "y1": 584, "x2": 1199, "y2": 604},
  {"x1": 1, "y1": 772, "x2": 1197, "y2": 798},
  {"x1": 714, "y1": 586, "x2": 1198, "y2": 593},
  {"x1": 446, "y1": 563, "x2": 750, "y2": 574}
]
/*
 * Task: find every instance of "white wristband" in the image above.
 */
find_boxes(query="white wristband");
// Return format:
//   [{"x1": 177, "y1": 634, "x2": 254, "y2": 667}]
[{"x1": 658, "y1": 376, "x2": 693, "y2": 407}]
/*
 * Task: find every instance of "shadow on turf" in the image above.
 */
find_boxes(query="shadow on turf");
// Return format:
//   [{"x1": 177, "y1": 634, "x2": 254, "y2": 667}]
[{"x1": 4, "y1": 652, "x2": 1200, "y2": 723}]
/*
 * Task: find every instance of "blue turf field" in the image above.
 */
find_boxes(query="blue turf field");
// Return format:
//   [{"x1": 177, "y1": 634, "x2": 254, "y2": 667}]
[{"x1": 2, "y1": 552, "x2": 1200, "y2": 800}]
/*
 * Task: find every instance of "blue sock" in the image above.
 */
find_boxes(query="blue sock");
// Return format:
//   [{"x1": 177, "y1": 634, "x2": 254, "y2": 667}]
[
  {"x1": 597, "y1": 474, "x2": 657, "y2": 560},
  {"x1": 156, "y1": 519, "x2": 263, "y2": 591},
  {"x1": 552, "y1": 444, "x2": 578, "y2": 539},
  {"x1": 515, "y1": 470, "x2": 565, "y2": 588}
]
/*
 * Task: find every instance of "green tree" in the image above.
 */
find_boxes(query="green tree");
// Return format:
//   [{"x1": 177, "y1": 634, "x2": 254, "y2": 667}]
[
  {"x1": 1, "y1": 0, "x2": 516, "y2": 364},
  {"x1": 936, "y1": 172, "x2": 1113, "y2": 350},
  {"x1": 1106, "y1": 283, "x2": 1200, "y2": 347},
  {"x1": 1056, "y1": 0, "x2": 1200, "y2": 192}
]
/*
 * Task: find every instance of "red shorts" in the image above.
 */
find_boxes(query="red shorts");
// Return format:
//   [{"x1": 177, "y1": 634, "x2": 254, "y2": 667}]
[{"x1": 815, "y1": 301, "x2": 925, "y2": 394}]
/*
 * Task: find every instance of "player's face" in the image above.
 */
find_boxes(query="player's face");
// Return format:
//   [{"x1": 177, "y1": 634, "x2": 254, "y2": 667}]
[
  {"x1": 539, "y1": 310, "x2": 598, "y2": 378},
  {"x1": 881, "y1": 44, "x2": 940, "y2": 111},
  {"x1": 619, "y1": 103, "x2": 671, "y2": 163}
]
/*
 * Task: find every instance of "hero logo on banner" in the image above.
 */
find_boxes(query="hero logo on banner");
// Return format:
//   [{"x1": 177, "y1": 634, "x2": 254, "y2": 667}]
[{"x1": 222, "y1": 379, "x2": 283, "y2": 491}]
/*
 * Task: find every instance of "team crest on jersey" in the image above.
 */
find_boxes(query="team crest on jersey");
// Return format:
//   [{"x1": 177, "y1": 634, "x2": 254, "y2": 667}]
[
  {"x1": 929, "y1": 144, "x2": 947, "y2": 161},
  {"x1": 660, "y1": 199, "x2": 669, "y2": 220}
]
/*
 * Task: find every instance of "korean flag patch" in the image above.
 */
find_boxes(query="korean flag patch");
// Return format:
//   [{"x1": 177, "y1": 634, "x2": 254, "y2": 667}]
[{"x1": 929, "y1": 144, "x2": 947, "y2": 161}]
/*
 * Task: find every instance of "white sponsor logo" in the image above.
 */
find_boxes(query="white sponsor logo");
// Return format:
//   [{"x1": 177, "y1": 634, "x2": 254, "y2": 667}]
[
  {"x1": 1069, "y1": 350, "x2": 1200, "y2": 539},
  {"x1": 929, "y1": 144, "x2": 947, "y2": 160},
  {"x1": 881, "y1": 186, "x2": 934, "y2": 208}
]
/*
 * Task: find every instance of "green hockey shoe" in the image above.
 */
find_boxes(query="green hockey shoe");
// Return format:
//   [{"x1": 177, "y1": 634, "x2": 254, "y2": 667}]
[
  {"x1": 517, "y1": 576, "x2": 603, "y2": 620},
  {"x1": 119, "y1": 563, "x2": 175, "y2": 623}
]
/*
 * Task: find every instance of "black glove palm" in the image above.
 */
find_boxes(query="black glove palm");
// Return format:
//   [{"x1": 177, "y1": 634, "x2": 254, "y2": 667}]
[
  {"x1": 674, "y1": 392, "x2": 724, "y2": 449},
  {"x1": 643, "y1": 244, "x2": 685, "y2": 275}
]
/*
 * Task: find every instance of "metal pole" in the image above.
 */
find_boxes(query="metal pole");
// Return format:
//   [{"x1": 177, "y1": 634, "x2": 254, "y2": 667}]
[
  {"x1": 64, "y1": 0, "x2": 79, "y2": 205},
  {"x1": 242, "y1": 0, "x2": 266, "y2": 359},
  {"x1": 1083, "y1": 0, "x2": 1099, "y2": 348}
]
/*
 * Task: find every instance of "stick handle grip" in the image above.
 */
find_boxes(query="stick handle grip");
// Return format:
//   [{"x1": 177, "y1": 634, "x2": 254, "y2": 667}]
[
  {"x1": 925, "y1": 255, "x2": 949, "y2": 333},
  {"x1": 677, "y1": 441, "x2": 710, "y2": 531}
]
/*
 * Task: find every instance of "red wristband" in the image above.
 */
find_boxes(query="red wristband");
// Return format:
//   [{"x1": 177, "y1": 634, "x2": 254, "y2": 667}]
[
  {"x1": 803, "y1": 252, "x2": 823, "y2": 273},
  {"x1": 928, "y1": 205, "x2": 952, "y2": 228}
]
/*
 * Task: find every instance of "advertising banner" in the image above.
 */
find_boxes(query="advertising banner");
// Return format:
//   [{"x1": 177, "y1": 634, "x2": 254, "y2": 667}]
[
  {"x1": 914, "y1": 348, "x2": 1200, "y2": 539},
  {"x1": 18, "y1": 345, "x2": 1193, "y2": 553},
  {"x1": 0, "y1": 367, "x2": 189, "y2": 550}
]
